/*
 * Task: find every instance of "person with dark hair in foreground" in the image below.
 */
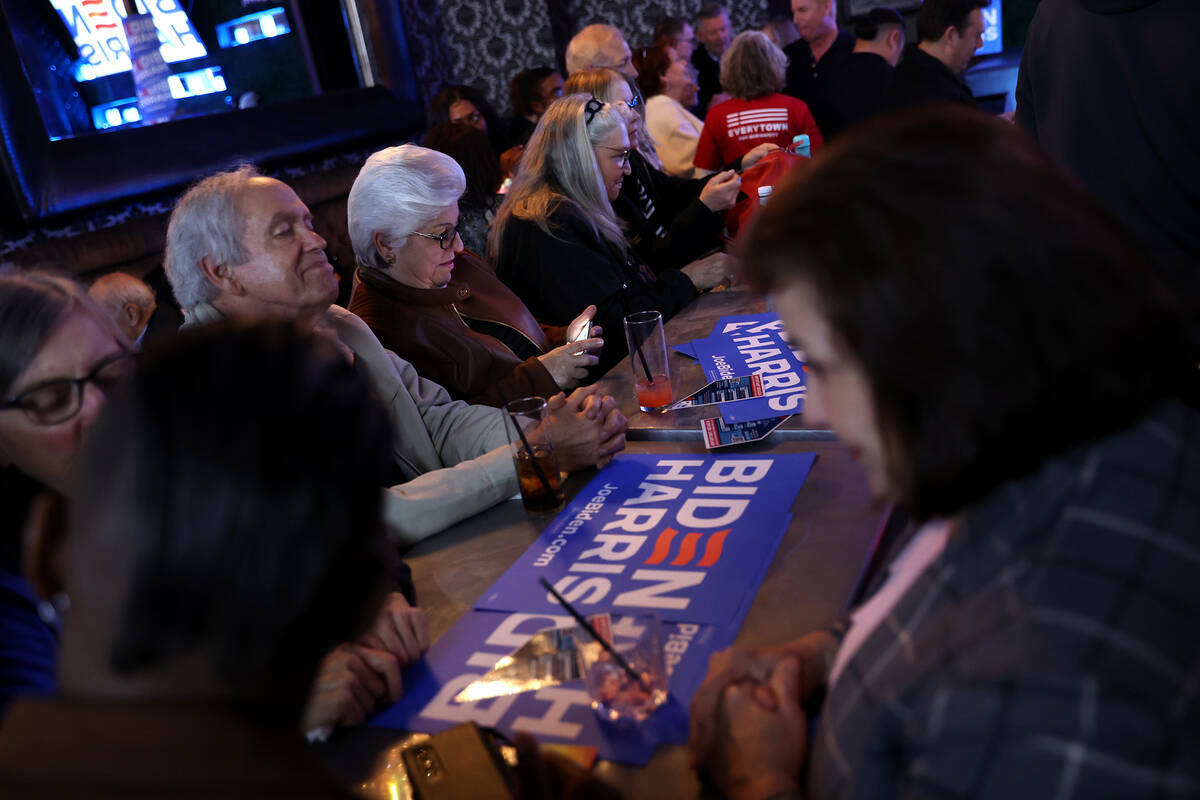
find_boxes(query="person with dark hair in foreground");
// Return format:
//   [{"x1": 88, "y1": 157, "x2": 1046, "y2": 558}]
[
  {"x1": 0, "y1": 324, "x2": 391, "y2": 796},
  {"x1": 688, "y1": 107, "x2": 1199, "y2": 799},
  {"x1": 887, "y1": 0, "x2": 986, "y2": 111}
]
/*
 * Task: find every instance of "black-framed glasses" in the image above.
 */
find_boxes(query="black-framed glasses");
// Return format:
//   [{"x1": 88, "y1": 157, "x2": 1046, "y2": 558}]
[
  {"x1": 408, "y1": 226, "x2": 460, "y2": 250},
  {"x1": 584, "y1": 97, "x2": 605, "y2": 125},
  {"x1": 600, "y1": 146, "x2": 632, "y2": 168},
  {"x1": 0, "y1": 351, "x2": 137, "y2": 425}
]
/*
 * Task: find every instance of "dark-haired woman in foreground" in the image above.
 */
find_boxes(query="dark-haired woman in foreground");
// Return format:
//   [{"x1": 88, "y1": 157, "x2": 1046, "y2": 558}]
[
  {"x1": 0, "y1": 324, "x2": 393, "y2": 794},
  {"x1": 688, "y1": 107, "x2": 1199, "y2": 799}
]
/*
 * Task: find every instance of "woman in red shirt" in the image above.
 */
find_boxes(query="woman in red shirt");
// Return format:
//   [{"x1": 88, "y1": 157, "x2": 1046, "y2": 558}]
[{"x1": 694, "y1": 30, "x2": 824, "y2": 171}]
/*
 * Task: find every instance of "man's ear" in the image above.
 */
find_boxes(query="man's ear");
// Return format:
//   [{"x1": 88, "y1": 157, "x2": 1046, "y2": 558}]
[
  {"x1": 941, "y1": 23, "x2": 959, "y2": 49},
  {"x1": 22, "y1": 491, "x2": 69, "y2": 604},
  {"x1": 198, "y1": 256, "x2": 242, "y2": 296},
  {"x1": 122, "y1": 302, "x2": 141, "y2": 330}
]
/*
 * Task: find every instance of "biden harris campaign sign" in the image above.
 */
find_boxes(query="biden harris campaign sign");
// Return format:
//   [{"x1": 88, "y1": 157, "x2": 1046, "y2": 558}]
[{"x1": 475, "y1": 453, "x2": 814, "y2": 627}]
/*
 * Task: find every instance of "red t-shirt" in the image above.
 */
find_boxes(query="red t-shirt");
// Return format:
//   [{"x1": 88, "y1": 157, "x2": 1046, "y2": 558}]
[{"x1": 694, "y1": 93, "x2": 824, "y2": 170}]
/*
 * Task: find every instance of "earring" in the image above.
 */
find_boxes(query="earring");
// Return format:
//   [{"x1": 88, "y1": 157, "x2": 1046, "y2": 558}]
[{"x1": 37, "y1": 591, "x2": 70, "y2": 625}]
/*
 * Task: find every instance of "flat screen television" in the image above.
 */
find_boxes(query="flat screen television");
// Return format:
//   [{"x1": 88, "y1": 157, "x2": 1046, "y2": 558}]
[{"x1": 14, "y1": 1, "x2": 320, "y2": 141}]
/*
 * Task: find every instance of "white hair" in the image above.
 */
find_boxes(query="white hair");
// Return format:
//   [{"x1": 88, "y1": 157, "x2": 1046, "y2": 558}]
[
  {"x1": 164, "y1": 165, "x2": 259, "y2": 311},
  {"x1": 347, "y1": 145, "x2": 467, "y2": 271},
  {"x1": 566, "y1": 24, "x2": 625, "y2": 75}
]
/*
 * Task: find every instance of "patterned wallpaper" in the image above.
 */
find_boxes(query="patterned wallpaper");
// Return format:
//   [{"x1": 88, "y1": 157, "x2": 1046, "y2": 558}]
[{"x1": 400, "y1": 0, "x2": 777, "y2": 117}]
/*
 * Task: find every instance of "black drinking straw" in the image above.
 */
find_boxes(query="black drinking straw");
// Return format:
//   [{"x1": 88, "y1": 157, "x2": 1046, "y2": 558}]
[
  {"x1": 618, "y1": 293, "x2": 654, "y2": 382},
  {"x1": 492, "y1": 381, "x2": 555, "y2": 498},
  {"x1": 538, "y1": 576, "x2": 652, "y2": 693}
]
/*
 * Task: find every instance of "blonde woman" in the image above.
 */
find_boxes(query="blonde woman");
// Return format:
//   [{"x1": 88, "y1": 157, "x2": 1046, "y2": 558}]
[
  {"x1": 564, "y1": 68, "x2": 749, "y2": 276},
  {"x1": 694, "y1": 30, "x2": 824, "y2": 170},
  {"x1": 488, "y1": 94, "x2": 727, "y2": 373}
]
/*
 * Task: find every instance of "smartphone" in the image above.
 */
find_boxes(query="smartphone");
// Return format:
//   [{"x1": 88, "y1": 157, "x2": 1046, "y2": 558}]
[{"x1": 571, "y1": 320, "x2": 592, "y2": 343}]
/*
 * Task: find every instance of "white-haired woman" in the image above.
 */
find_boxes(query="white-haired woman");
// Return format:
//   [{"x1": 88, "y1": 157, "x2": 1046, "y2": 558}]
[
  {"x1": 489, "y1": 94, "x2": 728, "y2": 374},
  {"x1": 694, "y1": 30, "x2": 824, "y2": 171},
  {"x1": 347, "y1": 144, "x2": 603, "y2": 407}
]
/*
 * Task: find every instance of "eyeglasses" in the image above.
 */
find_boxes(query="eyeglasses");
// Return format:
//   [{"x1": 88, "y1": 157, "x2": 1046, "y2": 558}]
[
  {"x1": 600, "y1": 146, "x2": 632, "y2": 168},
  {"x1": 584, "y1": 97, "x2": 605, "y2": 125},
  {"x1": 0, "y1": 351, "x2": 136, "y2": 425},
  {"x1": 408, "y1": 226, "x2": 460, "y2": 250}
]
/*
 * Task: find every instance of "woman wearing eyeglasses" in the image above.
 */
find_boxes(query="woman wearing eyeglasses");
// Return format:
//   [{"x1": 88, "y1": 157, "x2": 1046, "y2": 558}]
[
  {"x1": 0, "y1": 271, "x2": 133, "y2": 712},
  {"x1": 565, "y1": 68, "x2": 772, "y2": 276},
  {"x1": 490, "y1": 94, "x2": 729, "y2": 374},
  {"x1": 347, "y1": 144, "x2": 603, "y2": 407}
]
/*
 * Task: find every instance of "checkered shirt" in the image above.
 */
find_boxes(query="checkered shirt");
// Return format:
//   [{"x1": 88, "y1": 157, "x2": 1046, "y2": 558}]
[{"x1": 809, "y1": 399, "x2": 1200, "y2": 799}]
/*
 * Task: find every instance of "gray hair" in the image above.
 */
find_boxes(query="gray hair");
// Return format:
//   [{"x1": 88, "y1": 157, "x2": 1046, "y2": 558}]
[
  {"x1": 88, "y1": 272, "x2": 156, "y2": 317},
  {"x1": 721, "y1": 30, "x2": 788, "y2": 100},
  {"x1": 347, "y1": 145, "x2": 466, "y2": 272},
  {"x1": 566, "y1": 24, "x2": 626, "y2": 75},
  {"x1": 488, "y1": 94, "x2": 628, "y2": 260},
  {"x1": 164, "y1": 165, "x2": 260, "y2": 311}
]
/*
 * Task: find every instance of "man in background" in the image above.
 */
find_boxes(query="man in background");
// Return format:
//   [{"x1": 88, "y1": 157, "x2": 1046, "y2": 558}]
[
  {"x1": 811, "y1": 7, "x2": 905, "y2": 139},
  {"x1": 565, "y1": 24, "x2": 637, "y2": 79},
  {"x1": 784, "y1": 0, "x2": 854, "y2": 105},
  {"x1": 887, "y1": 0, "x2": 985, "y2": 110},
  {"x1": 88, "y1": 271, "x2": 156, "y2": 347},
  {"x1": 653, "y1": 15, "x2": 696, "y2": 63},
  {"x1": 507, "y1": 67, "x2": 563, "y2": 145},
  {"x1": 691, "y1": 3, "x2": 734, "y2": 113}
]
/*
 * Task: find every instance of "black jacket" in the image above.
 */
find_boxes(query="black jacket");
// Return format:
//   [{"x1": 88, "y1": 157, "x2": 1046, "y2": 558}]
[
  {"x1": 691, "y1": 46, "x2": 722, "y2": 115},
  {"x1": 886, "y1": 44, "x2": 974, "y2": 111},
  {"x1": 614, "y1": 151, "x2": 724, "y2": 273},
  {"x1": 495, "y1": 206, "x2": 698, "y2": 374},
  {"x1": 813, "y1": 51, "x2": 895, "y2": 140},
  {"x1": 783, "y1": 30, "x2": 855, "y2": 105},
  {"x1": 1016, "y1": 0, "x2": 1200, "y2": 325}
]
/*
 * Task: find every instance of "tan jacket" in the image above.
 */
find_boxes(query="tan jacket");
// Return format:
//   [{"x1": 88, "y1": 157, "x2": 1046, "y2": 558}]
[{"x1": 184, "y1": 302, "x2": 516, "y2": 545}]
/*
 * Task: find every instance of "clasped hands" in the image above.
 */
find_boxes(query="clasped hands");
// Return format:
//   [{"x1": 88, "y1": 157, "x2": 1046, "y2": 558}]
[
  {"x1": 688, "y1": 630, "x2": 838, "y2": 800},
  {"x1": 302, "y1": 591, "x2": 430, "y2": 732}
]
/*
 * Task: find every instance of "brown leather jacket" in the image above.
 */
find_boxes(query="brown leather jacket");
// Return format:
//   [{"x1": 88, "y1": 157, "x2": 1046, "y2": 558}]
[{"x1": 349, "y1": 251, "x2": 562, "y2": 407}]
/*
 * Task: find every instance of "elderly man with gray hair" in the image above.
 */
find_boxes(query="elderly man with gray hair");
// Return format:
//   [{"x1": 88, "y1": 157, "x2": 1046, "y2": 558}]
[
  {"x1": 164, "y1": 166, "x2": 627, "y2": 545},
  {"x1": 565, "y1": 23, "x2": 638, "y2": 79},
  {"x1": 87, "y1": 271, "x2": 157, "y2": 346}
]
